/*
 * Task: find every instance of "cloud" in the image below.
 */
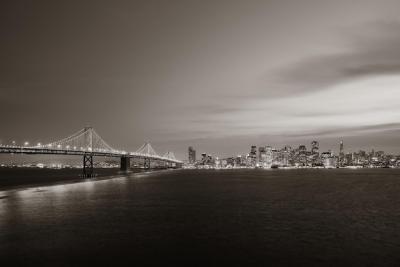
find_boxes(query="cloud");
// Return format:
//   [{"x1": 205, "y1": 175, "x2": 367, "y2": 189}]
[
  {"x1": 172, "y1": 74, "x2": 400, "y2": 141},
  {"x1": 281, "y1": 123, "x2": 400, "y2": 139},
  {"x1": 269, "y1": 21, "x2": 400, "y2": 97}
]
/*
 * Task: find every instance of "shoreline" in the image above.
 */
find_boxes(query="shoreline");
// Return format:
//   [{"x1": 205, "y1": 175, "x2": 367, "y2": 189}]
[{"x1": 0, "y1": 168, "x2": 174, "y2": 192}]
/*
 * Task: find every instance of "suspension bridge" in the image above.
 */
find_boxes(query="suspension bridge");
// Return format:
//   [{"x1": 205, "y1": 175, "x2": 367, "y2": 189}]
[{"x1": 0, "y1": 127, "x2": 182, "y2": 177}]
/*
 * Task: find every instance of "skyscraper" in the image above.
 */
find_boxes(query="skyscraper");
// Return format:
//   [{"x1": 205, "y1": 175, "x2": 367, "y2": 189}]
[
  {"x1": 310, "y1": 141, "x2": 320, "y2": 166},
  {"x1": 188, "y1": 146, "x2": 196, "y2": 164},
  {"x1": 265, "y1": 146, "x2": 273, "y2": 167},
  {"x1": 339, "y1": 140, "x2": 344, "y2": 166},
  {"x1": 249, "y1": 145, "x2": 257, "y2": 166}
]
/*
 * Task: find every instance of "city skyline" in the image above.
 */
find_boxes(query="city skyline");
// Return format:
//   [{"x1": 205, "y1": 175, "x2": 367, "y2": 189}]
[
  {"x1": 2, "y1": 0, "x2": 400, "y2": 160},
  {"x1": 188, "y1": 139, "x2": 397, "y2": 169},
  {"x1": 187, "y1": 139, "x2": 391, "y2": 160}
]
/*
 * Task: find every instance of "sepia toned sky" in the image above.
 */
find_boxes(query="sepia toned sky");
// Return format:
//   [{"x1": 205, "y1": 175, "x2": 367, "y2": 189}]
[{"x1": 2, "y1": 0, "x2": 400, "y2": 159}]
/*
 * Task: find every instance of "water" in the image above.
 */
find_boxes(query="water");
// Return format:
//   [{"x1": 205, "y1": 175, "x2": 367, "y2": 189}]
[
  {"x1": 0, "y1": 167, "x2": 121, "y2": 189},
  {"x1": 1, "y1": 169, "x2": 400, "y2": 266}
]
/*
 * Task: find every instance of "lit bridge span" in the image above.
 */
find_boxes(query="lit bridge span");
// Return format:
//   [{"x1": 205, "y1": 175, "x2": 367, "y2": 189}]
[{"x1": 0, "y1": 127, "x2": 182, "y2": 177}]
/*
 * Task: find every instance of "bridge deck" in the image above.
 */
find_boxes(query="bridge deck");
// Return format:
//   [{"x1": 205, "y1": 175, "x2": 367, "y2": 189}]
[{"x1": 0, "y1": 146, "x2": 182, "y2": 164}]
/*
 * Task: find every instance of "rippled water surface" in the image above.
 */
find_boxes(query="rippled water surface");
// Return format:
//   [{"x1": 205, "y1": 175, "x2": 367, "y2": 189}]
[{"x1": 1, "y1": 169, "x2": 400, "y2": 266}]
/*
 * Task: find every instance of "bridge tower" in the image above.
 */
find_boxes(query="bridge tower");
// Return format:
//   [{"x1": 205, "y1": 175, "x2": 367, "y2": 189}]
[
  {"x1": 84, "y1": 126, "x2": 94, "y2": 151},
  {"x1": 144, "y1": 158, "x2": 151, "y2": 169},
  {"x1": 82, "y1": 127, "x2": 94, "y2": 177},
  {"x1": 83, "y1": 153, "x2": 94, "y2": 177}
]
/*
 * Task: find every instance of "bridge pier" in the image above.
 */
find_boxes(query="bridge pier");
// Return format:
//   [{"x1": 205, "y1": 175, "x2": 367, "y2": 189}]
[
  {"x1": 120, "y1": 156, "x2": 130, "y2": 172},
  {"x1": 83, "y1": 153, "x2": 94, "y2": 178},
  {"x1": 144, "y1": 158, "x2": 151, "y2": 169}
]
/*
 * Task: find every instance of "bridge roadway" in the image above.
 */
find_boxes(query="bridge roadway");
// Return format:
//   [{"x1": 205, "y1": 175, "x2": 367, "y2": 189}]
[{"x1": 0, "y1": 145, "x2": 183, "y2": 177}]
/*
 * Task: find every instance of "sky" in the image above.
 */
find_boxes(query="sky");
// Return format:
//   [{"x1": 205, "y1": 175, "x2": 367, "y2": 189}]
[{"x1": 2, "y1": 0, "x2": 400, "y2": 159}]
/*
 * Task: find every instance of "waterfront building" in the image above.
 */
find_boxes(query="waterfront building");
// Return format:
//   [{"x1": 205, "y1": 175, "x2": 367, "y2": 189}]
[
  {"x1": 320, "y1": 150, "x2": 336, "y2": 168},
  {"x1": 281, "y1": 150, "x2": 290, "y2": 166},
  {"x1": 345, "y1": 153, "x2": 353, "y2": 166},
  {"x1": 234, "y1": 155, "x2": 241, "y2": 167},
  {"x1": 323, "y1": 157, "x2": 337, "y2": 168}
]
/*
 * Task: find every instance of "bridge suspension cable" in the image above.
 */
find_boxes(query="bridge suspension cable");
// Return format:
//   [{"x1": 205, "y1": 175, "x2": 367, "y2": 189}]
[
  {"x1": 163, "y1": 151, "x2": 176, "y2": 160},
  {"x1": 45, "y1": 127, "x2": 116, "y2": 152},
  {"x1": 136, "y1": 142, "x2": 158, "y2": 156}
]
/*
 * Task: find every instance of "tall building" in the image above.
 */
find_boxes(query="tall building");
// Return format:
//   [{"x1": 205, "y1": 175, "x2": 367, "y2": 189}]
[
  {"x1": 340, "y1": 140, "x2": 344, "y2": 154},
  {"x1": 339, "y1": 140, "x2": 344, "y2": 166},
  {"x1": 310, "y1": 141, "x2": 320, "y2": 166},
  {"x1": 265, "y1": 146, "x2": 273, "y2": 166},
  {"x1": 188, "y1": 146, "x2": 196, "y2": 164},
  {"x1": 281, "y1": 150, "x2": 290, "y2": 166},
  {"x1": 272, "y1": 148, "x2": 279, "y2": 165}
]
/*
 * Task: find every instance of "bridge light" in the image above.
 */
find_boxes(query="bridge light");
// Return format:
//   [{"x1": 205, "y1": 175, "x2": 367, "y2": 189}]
[
  {"x1": 57, "y1": 145, "x2": 61, "y2": 149},
  {"x1": 73, "y1": 146, "x2": 77, "y2": 150},
  {"x1": 66, "y1": 145, "x2": 70, "y2": 149},
  {"x1": 37, "y1": 143, "x2": 41, "y2": 147},
  {"x1": 24, "y1": 142, "x2": 29, "y2": 146}
]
